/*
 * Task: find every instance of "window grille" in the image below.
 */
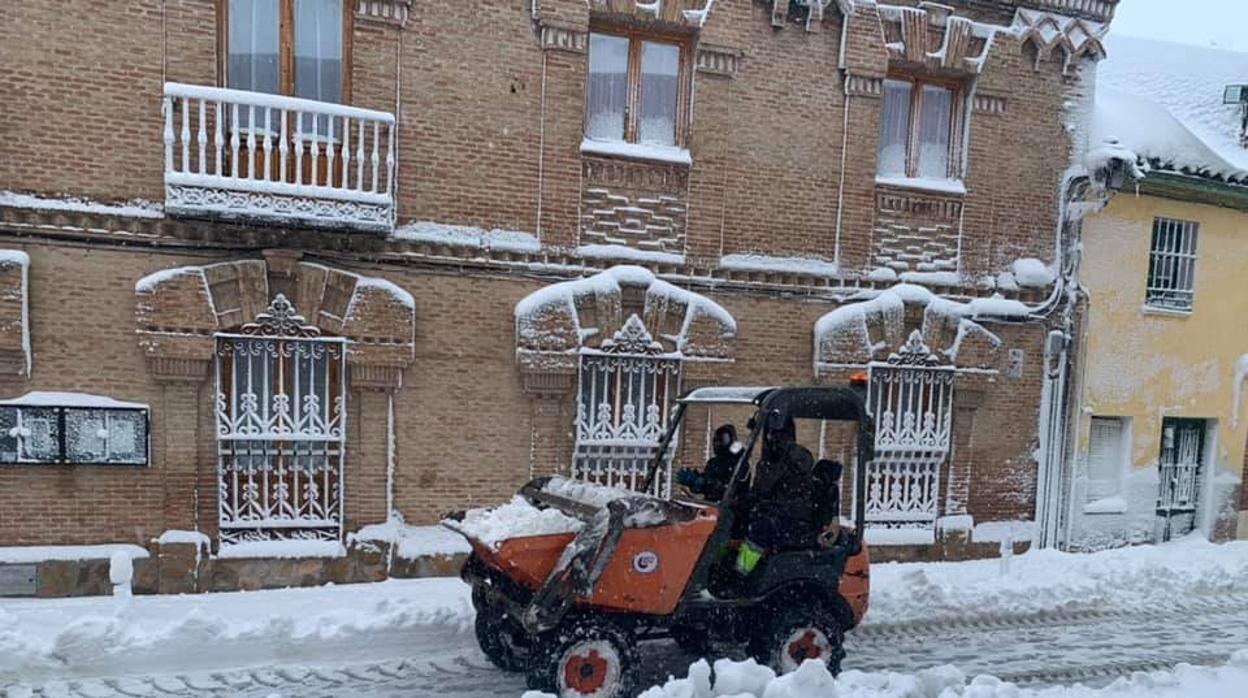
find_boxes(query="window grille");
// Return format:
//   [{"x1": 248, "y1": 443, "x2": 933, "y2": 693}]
[
  {"x1": 0, "y1": 405, "x2": 149, "y2": 466},
  {"x1": 572, "y1": 315, "x2": 681, "y2": 496},
  {"x1": 860, "y1": 331, "x2": 954, "y2": 531},
  {"x1": 1145, "y1": 218, "x2": 1199, "y2": 311},
  {"x1": 214, "y1": 294, "x2": 346, "y2": 544}
]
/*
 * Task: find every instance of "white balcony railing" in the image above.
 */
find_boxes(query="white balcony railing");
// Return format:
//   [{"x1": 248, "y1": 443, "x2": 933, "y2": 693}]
[{"x1": 163, "y1": 83, "x2": 395, "y2": 233}]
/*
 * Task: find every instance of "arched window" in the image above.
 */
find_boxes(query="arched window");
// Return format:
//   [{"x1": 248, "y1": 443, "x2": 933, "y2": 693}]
[{"x1": 214, "y1": 294, "x2": 346, "y2": 543}]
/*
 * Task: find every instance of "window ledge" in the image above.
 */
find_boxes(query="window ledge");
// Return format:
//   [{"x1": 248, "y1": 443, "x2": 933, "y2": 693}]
[
  {"x1": 875, "y1": 176, "x2": 966, "y2": 196},
  {"x1": 580, "y1": 139, "x2": 692, "y2": 166},
  {"x1": 1084, "y1": 496, "x2": 1128, "y2": 515},
  {"x1": 1142, "y1": 304, "x2": 1193, "y2": 318}
]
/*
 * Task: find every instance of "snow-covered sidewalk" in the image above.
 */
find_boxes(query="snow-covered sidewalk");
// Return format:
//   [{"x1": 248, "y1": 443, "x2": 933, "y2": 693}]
[
  {"x1": 2, "y1": 538, "x2": 1247, "y2": 697},
  {"x1": 0, "y1": 578, "x2": 473, "y2": 686}
]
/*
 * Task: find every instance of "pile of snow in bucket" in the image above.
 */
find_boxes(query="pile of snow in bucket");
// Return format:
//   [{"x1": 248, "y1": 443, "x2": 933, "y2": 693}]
[{"x1": 448, "y1": 478, "x2": 647, "y2": 549}]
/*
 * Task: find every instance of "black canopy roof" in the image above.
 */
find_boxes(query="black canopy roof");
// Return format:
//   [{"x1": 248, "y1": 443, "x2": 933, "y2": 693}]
[{"x1": 679, "y1": 385, "x2": 870, "y2": 424}]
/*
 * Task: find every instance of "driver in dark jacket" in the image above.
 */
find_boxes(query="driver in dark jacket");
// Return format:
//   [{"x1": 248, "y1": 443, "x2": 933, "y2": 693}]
[
  {"x1": 736, "y1": 412, "x2": 816, "y2": 574},
  {"x1": 675, "y1": 424, "x2": 748, "y2": 501}
]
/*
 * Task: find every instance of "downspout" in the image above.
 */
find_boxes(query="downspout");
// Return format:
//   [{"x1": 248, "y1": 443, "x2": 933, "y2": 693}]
[{"x1": 833, "y1": 8, "x2": 851, "y2": 267}]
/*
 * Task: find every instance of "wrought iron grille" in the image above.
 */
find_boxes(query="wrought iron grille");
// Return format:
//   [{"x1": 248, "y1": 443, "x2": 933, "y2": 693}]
[
  {"x1": 861, "y1": 330, "x2": 954, "y2": 530},
  {"x1": 573, "y1": 315, "x2": 681, "y2": 496},
  {"x1": 1157, "y1": 418, "x2": 1203, "y2": 516},
  {"x1": 214, "y1": 295, "x2": 347, "y2": 544},
  {"x1": 1145, "y1": 217, "x2": 1199, "y2": 312}
]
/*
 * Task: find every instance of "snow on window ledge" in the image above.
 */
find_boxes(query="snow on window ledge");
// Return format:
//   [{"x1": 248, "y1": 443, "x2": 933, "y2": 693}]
[
  {"x1": 874, "y1": 175, "x2": 967, "y2": 196},
  {"x1": 718, "y1": 253, "x2": 840, "y2": 277},
  {"x1": 0, "y1": 544, "x2": 150, "y2": 564},
  {"x1": 576, "y1": 244, "x2": 686, "y2": 265},
  {"x1": 1142, "y1": 304, "x2": 1193, "y2": 319},
  {"x1": 580, "y1": 138, "x2": 693, "y2": 166},
  {"x1": 216, "y1": 540, "x2": 346, "y2": 560},
  {"x1": 1084, "y1": 496, "x2": 1128, "y2": 516},
  {"x1": 865, "y1": 527, "x2": 936, "y2": 546},
  {"x1": 0, "y1": 191, "x2": 164, "y2": 219}
]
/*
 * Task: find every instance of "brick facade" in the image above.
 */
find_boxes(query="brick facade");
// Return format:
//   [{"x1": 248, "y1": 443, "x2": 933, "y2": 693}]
[{"x1": 0, "y1": 0, "x2": 1116, "y2": 577}]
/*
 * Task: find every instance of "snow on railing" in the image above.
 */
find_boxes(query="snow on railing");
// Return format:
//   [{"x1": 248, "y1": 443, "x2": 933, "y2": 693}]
[{"x1": 162, "y1": 83, "x2": 396, "y2": 232}]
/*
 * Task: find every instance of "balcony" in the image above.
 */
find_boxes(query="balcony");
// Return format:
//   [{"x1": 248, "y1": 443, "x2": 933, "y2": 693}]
[{"x1": 163, "y1": 83, "x2": 395, "y2": 233}]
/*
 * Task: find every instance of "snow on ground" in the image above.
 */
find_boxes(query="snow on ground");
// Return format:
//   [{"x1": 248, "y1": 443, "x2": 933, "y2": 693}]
[
  {"x1": 4, "y1": 538, "x2": 1248, "y2": 696},
  {"x1": 622, "y1": 651, "x2": 1248, "y2": 698},
  {"x1": 0, "y1": 578, "x2": 472, "y2": 686},
  {"x1": 868, "y1": 535, "x2": 1248, "y2": 624}
]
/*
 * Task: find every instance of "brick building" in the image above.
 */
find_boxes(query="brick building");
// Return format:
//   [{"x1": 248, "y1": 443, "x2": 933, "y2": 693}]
[{"x1": 0, "y1": 0, "x2": 1124, "y2": 592}]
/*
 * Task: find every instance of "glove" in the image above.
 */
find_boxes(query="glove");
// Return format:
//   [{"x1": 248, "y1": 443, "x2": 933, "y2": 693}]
[{"x1": 675, "y1": 468, "x2": 701, "y2": 489}]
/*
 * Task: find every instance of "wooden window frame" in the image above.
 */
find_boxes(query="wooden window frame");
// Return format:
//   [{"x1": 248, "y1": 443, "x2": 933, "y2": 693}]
[
  {"x1": 586, "y1": 25, "x2": 694, "y2": 149},
  {"x1": 884, "y1": 72, "x2": 967, "y2": 181},
  {"x1": 217, "y1": 0, "x2": 354, "y2": 104}
]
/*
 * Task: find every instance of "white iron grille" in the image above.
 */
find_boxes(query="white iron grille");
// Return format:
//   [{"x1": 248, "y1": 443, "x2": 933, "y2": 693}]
[
  {"x1": 215, "y1": 335, "x2": 347, "y2": 543},
  {"x1": 1157, "y1": 419, "x2": 1203, "y2": 516},
  {"x1": 573, "y1": 353, "x2": 681, "y2": 497},
  {"x1": 862, "y1": 362, "x2": 955, "y2": 529},
  {"x1": 1145, "y1": 217, "x2": 1199, "y2": 311}
]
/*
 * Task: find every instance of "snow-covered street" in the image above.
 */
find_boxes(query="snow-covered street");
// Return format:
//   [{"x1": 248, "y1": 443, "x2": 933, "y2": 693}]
[{"x1": 3, "y1": 538, "x2": 1248, "y2": 697}]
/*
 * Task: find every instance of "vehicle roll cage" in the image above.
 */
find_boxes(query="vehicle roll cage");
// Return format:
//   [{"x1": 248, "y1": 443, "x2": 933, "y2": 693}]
[{"x1": 642, "y1": 386, "x2": 875, "y2": 537}]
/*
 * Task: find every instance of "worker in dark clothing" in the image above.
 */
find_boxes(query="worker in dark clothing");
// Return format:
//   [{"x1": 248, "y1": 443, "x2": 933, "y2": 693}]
[
  {"x1": 675, "y1": 424, "x2": 748, "y2": 501},
  {"x1": 736, "y1": 411, "x2": 817, "y2": 575}
]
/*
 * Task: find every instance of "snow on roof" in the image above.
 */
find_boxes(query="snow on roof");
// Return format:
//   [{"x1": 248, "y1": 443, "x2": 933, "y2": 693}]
[
  {"x1": 0, "y1": 391, "x2": 148, "y2": 410},
  {"x1": 0, "y1": 191, "x2": 164, "y2": 219},
  {"x1": 1096, "y1": 35, "x2": 1248, "y2": 182}
]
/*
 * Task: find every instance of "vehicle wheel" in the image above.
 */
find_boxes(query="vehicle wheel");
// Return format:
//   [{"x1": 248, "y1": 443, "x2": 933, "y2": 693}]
[
  {"x1": 472, "y1": 585, "x2": 529, "y2": 672},
  {"x1": 527, "y1": 619, "x2": 639, "y2": 698},
  {"x1": 753, "y1": 602, "x2": 845, "y2": 676},
  {"x1": 670, "y1": 623, "x2": 711, "y2": 656}
]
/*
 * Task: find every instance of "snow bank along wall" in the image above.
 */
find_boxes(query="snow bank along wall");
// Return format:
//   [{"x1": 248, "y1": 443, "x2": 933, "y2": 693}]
[{"x1": 0, "y1": 0, "x2": 1150, "y2": 593}]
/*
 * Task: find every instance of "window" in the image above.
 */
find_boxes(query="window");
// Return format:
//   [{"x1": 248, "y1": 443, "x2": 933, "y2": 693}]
[
  {"x1": 1086, "y1": 416, "x2": 1126, "y2": 501},
  {"x1": 214, "y1": 295, "x2": 346, "y2": 544},
  {"x1": 877, "y1": 77, "x2": 963, "y2": 181},
  {"x1": 1146, "y1": 218, "x2": 1199, "y2": 312},
  {"x1": 572, "y1": 316, "x2": 681, "y2": 495},
  {"x1": 0, "y1": 403, "x2": 149, "y2": 466},
  {"x1": 225, "y1": 0, "x2": 348, "y2": 112},
  {"x1": 585, "y1": 30, "x2": 688, "y2": 148}
]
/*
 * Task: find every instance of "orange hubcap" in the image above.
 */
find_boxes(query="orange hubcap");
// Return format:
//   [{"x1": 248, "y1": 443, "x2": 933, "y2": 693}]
[
  {"x1": 563, "y1": 649, "x2": 609, "y2": 694},
  {"x1": 787, "y1": 630, "x2": 825, "y2": 664}
]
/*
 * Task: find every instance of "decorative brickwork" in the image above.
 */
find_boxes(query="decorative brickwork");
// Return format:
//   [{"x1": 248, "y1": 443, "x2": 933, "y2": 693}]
[
  {"x1": 355, "y1": 0, "x2": 410, "y2": 25},
  {"x1": 1012, "y1": 8, "x2": 1107, "y2": 74},
  {"x1": 695, "y1": 44, "x2": 741, "y2": 77},
  {"x1": 539, "y1": 24, "x2": 587, "y2": 53},
  {"x1": 136, "y1": 257, "x2": 415, "y2": 383},
  {"x1": 586, "y1": 0, "x2": 719, "y2": 28},
  {"x1": 872, "y1": 187, "x2": 964, "y2": 273},
  {"x1": 878, "y1": 2, "x2": 998, "y2": 75},
  {"x1": 580, "y1": 157, "x2": 689, "y2": 255}
]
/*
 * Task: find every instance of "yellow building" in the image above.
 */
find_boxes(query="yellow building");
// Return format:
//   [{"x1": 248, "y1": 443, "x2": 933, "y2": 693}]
[{"x1": 1068, "y1": 36, "x2": 1248, "y2": 549}]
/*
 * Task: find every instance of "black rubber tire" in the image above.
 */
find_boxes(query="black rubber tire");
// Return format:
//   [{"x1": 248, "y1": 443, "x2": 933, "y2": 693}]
[
  {"x1": 752, "y1": 601, "x2": 846, "y2": 676},
  {"x1": 670, "y1": 623, "x2": 712, "y2": 656},
  {"x1": 526, "y1": 618, "x2": 640, "y2": 698},
  {"x1": 471, "y1": 585, "x2": 529, "y2": 672}
]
